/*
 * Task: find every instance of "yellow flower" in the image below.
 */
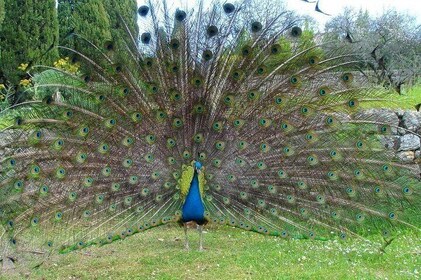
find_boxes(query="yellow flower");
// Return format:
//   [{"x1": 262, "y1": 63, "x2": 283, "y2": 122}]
[
  {"x1": 0, "y1": 84, "x2": 5, "y2": 90},
  {"x1": 19, "y1": 79, "x2": 31, "y2": 87},
  {"x1": 18, "y1": 63, "x2": 29, "y2": 71},
  {"x1": 54, "y1": 57, "x2": 80, "y2": 74},
  {"x1": 0, "y1": 94, "x2": 5, "y2": 101}
]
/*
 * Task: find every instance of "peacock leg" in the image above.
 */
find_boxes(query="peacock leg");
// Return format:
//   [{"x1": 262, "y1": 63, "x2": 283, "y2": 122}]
[
  {"x1": 184, "y1": 223, "x2": 189, "y2": 250},
  {"x1": 198, "y1": 225, "x2": 204, "y2": 251}
]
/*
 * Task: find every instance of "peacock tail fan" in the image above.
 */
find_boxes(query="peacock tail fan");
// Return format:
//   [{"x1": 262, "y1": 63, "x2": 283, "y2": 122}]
[{"x1": 0, "y1": 0, "x2": 420, "y2": 270}]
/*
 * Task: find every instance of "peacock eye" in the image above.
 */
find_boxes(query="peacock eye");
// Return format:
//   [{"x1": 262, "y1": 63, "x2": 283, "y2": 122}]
[
  {"x1": 271, "y1": 44, "x2": 280, "y2": 54},
  {"x1": 223, "y1": 3, "x2": 235, "y2": 13},
  {"x1": 291, "y1": 26, "x2": 302, "y2": 37},
  {"x1": 170, "y1": 38, "x2": 180, "y2": 50},
  {"x1": 202, "y1": 50, "x2": 213, "y2": 61},
  {"x1": 141, "y1": 32, "x2": 151, "y2": 44},
  {"x1": 138, "y1": 5, "x2": 149, "y2": 16},
  {"x1": 290, "y1": 76, "x2": 298, "y2": 84},
  {"x1": 175, "y1": 10, "x2": 186, "y2": 21},
  {"x1": 207, "y1": 25, "x2": 218, "y2": 37},
  {"x1": 251, "y1": 21, "x2": 262, "y2": 32}
]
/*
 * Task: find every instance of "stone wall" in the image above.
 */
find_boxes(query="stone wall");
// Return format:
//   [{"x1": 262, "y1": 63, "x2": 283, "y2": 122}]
[
  {"x1": 373, "y1": 109, "x2": 421, "y2": 177},
  {"x1": 396, "y1": 110, "x2": 421, "y2": 163}
]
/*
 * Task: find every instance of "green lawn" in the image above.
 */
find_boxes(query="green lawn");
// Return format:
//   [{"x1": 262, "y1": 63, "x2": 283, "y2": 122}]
[
  {"x1": 396, "y1": 85, "x2": 421, "y2": 109},
  {"x1": 2, "y1": 225, "x2": 420, "y2": 279},
  {"x1": 361, "y1": 85, "x2": 421, "y2": 110}
]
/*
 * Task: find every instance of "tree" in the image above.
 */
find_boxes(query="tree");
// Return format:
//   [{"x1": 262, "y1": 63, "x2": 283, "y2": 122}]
[
  {"x1": 0, "y1": 0, "x2": 4, "y2": 28},
  {"x1": 104, "y1": 0, "x2": 138, "y2": 41},
  {"x1": 0, "y1": 0, "x2": 59, "y2": 96},
  {"x1": 57, "y1": 0, "x2": 76, "y2": 52},
  {"x1": 58, "y1": 0, "x2": 112, "y2": 58},
  {"x1": 58, "y1": 0, "x2": 138, "y2": 59},
  {"x1": 324, "y1": 8, "x2": 421, "y2": 94}
]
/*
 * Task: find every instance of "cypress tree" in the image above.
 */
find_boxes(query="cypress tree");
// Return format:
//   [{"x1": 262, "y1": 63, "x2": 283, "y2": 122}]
[
  {"x1": 57, "y1": 0, "x2": 75, "y2": 52},
  {"x1": 104, "y1": 0, "x2": 139, "y2": 41},
  {"x1": 0, "y1": 0, "x2": 4, "y2": 27},
  {"x1": 0, "y1": 0, "x2": 59, "y2": 87},
  {"x1": 58, "y1": 0, "x2": 112, "y2": 57}
]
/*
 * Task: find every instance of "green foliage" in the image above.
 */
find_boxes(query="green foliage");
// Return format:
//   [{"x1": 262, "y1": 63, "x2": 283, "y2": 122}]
[
  {"x1": 0, "y1": 0, "x2": 4, "y2": 27},
  {"x1": 58, "y1": 0, "x2": 112, "y2": 58},
  {"x1": 0, "y1": 0, "x2": 59, "y2": 86},
  {"x1": 0, "y1": 84, "x2": 13, "y2": 112},
  {"x1": 360, "y1": 85, "x2": 421, "y2": 110},
  {"x1": 58, "y1": 0, "x2": 138, "y2": 59},
  {"x1": 73, "y1": 0, "x2": 111, "y2": 51},
  {"x1": 57, "y1": 0, "x2": 75, "y2": 53},
  {"x1": 266, "y1": 29, "x2": 323, "y2": 72},
  {"x1": 324, "y1": 8, "x2": 421, "y2": 92},
  {"x1": 104, "y1": 0, "x2": 139, "y2": 41}
]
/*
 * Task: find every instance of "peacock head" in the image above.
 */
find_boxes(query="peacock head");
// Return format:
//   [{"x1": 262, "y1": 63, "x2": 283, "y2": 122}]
[{"x1": 194, "y1": 161, "x2": 203, "y2": 170}]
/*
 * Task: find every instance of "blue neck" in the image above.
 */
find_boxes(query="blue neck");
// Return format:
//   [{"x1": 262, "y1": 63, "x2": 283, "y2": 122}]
[{"x1": 181, "y1": 171, "x2": 205, "y2": 223}]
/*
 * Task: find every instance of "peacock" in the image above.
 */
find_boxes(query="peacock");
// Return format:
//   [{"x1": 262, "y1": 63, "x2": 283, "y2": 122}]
[{"x1": 1, "y1": 0, "x2": 420, "y2": 272}]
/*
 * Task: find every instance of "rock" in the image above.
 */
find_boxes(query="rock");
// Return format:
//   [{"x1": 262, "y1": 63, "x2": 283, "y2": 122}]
[
  {"x1": 395, "y1": 109, "x2": 405, "y2": 118},
  {"x1": 378, "y1": 135, "x2": 399, "y2": 150},
  {"x1": 397, "y1": 127, "x2": 407, "y2": 135},
  {"x1": 416, "y1": 150, "x2": 421, "y2": 159},
  {"x1": 397, "y1": 151, "x2": 415, "y2": 162},
  {"x1": 412, "y1": 165, "x2": 421, "y2": 179},
  {"x1": 402, "y1": 110, "x2": 421, "y2": 132},
  {"x1": 355, "y1": 109, "x2": 399, "y2": 135},
  {"x1": 398, "y1": 134, "x2": 420, "y2": 151}
]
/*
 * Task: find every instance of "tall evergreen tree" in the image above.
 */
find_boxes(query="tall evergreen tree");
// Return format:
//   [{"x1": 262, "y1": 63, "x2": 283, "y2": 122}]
[
  {"x1": 0, "y1": 0, "x2": 59, "y2": 87},
  {"x1": 73, "y1": 0, "x2": 112, "y2": 49},
  {"x1": 0, "y1": 0, "x2": 5, "y2": 27},
  {"x1": 57, "y1": 0, "x2": 75, "y2": 52},
  {"x1": 58, "y1": 0, "x2": 112, "y2": 57},
  {"x1": 104, "y1": 0, "x2": 139, "y2": 40}
]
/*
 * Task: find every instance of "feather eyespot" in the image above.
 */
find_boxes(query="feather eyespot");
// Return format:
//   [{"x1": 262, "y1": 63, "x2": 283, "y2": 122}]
[{"x1": 138, "y1": 6, "x2": 149, "y2": 17}]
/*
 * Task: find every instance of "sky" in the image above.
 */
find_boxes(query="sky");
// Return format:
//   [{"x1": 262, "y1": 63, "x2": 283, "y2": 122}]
[
  {"x1": 137, "y1": 0, "x2": 421, "y2": 29},
  {"x1": 286, "y1": 0, "x2": 421, "y2": 28}
]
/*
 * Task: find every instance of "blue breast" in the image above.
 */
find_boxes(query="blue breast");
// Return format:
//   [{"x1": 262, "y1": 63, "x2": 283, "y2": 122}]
[{"x1": 181, "y1": 171, "x2": 205, "y2": 223}]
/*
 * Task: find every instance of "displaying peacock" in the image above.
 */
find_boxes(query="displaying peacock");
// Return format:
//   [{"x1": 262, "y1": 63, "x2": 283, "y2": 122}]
[{"x1": 1, "y1": 0, "x2": 420, "y2": 272}]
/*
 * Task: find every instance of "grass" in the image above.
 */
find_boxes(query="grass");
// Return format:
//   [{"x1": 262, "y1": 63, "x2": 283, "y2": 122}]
[
  {"x1": 406, "y1": 85, "x2": 421, "y2": 109},
  {"x1": 361, "y1": 85, "x2": 421, "y2": 110},
  {"x1": 2, "y1": 225, "x2": 420, "y2": 279}
]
